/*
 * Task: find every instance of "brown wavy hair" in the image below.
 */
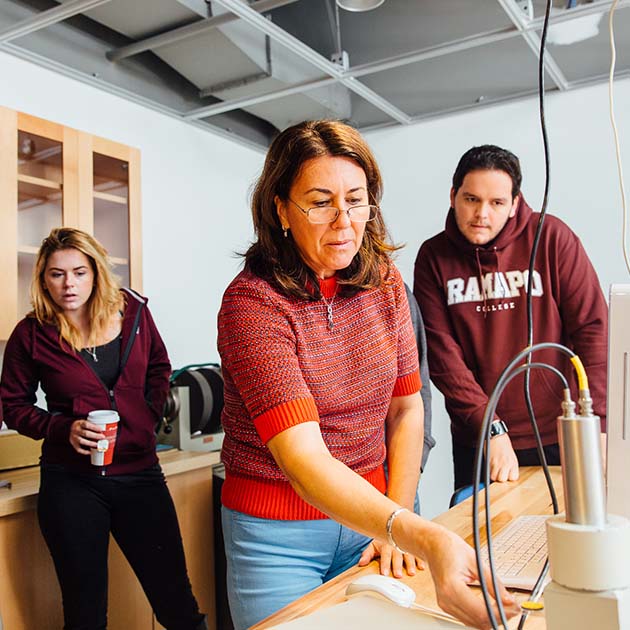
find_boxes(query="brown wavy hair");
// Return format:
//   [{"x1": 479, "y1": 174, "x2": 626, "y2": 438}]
[
  {"x1": 30, "y1": 227, "x2": 124, "y2": 351},
  {"x1": 244, "y1": 119, "x2": 399, "y2": 299}
]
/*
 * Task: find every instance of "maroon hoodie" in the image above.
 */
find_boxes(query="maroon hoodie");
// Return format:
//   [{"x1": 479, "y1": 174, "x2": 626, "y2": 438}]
[
  {"x1": 413, "y1": 197, "x2": 607, "y2": 450},
  {"x1": 0, "y1": 288, "x2": 171, "y2": 475}
]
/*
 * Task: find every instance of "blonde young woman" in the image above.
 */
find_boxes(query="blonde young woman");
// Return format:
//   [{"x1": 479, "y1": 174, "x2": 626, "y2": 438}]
[{"x1": 0, "y1": 228, "x2": 206, "y2": 630}]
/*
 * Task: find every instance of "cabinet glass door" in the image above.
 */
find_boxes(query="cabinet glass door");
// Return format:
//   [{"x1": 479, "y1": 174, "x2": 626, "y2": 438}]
[
  {"x1": 93, "y1": 152, "x2": 130, "y2": 287},
  {"x1": 17, "y1": 131, "x2": 63, "y2": 317}
]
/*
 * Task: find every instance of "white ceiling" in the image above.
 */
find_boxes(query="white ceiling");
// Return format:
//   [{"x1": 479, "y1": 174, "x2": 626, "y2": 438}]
[{"x1": 1, "y1": 0, "x2": 629, "y2": 149}]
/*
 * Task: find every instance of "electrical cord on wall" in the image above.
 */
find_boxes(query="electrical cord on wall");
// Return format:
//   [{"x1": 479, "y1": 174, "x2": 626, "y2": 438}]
[
  {"x1": 608, "y1": 0, "x2": 630, "y2": 276},
  {"x1": 519, "y1": 4, "x2": 561, "y2": 626},
  {"x1": 471, "y1": 1, "x2": 560, "y2": 627},
  {"x1": 471, "y1": 0, "x2": 624, "y2": 626}
]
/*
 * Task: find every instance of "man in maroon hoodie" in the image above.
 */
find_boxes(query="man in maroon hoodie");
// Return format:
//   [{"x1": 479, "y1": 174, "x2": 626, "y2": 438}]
[{"x1": 414, "y1": 145, "x2": 607, "y2": 490}]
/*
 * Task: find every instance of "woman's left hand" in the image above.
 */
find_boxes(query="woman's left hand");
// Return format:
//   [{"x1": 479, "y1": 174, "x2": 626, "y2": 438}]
[{"x1": 358, "y1": 539, "x2": 422, "y2": 578}]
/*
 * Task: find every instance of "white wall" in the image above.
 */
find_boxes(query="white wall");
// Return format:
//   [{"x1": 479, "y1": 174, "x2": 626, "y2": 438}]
[
  {"x1": 2, "y1": 49, "x2": 629, "y2": 520},
  {"x1": 0, "y1": 49, "x2": 264, "y2": 369},
  {"x1": 366, "y1": 78, "x2": 630, "y2": 518}
]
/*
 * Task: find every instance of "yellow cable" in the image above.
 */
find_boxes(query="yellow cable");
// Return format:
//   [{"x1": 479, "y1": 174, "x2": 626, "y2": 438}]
[{"x1": 570, "y1": 355, "x2": 588, "y2": 391}]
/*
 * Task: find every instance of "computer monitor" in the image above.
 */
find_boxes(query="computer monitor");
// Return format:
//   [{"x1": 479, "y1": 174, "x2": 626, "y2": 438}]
[{"x1": 606, "y1": 284, "x2": 630, "y2": 519}]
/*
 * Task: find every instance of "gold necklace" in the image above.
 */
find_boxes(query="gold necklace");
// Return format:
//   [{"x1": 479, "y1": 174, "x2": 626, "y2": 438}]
[{"x1": 321, "y1": 289, "x2": 338, "y2": 331}]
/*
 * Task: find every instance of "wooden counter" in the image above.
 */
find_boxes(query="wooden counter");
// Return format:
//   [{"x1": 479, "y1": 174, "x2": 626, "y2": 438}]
[
  {"x1": 0, "y1": 449, "x2": 220, "y2": 630},
  {"x1": 252, "y1": 467, "x2": 564, "y2": 630}
]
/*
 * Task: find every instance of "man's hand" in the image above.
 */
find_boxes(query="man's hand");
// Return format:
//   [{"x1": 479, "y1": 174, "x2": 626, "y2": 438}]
[{"x1": 489, "y1": 434, "x2": 519, "y2": 482}]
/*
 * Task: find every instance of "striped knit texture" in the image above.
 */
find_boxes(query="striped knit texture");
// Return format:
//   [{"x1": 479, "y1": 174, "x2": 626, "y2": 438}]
[{"x1": 217, "y1": 264, "x2": 421, "y2": 520}]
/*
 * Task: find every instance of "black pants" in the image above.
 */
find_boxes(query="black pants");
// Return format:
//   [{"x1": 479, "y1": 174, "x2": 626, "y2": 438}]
[
  {"x1": 452, "y1": 441, "x2": 561, "y2": 491},
  {"x1": 38, "y1": 464, "x2": 206, "y2": 630}
]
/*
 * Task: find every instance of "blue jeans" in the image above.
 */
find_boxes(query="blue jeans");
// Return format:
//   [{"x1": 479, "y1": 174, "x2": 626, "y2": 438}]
[{"x1": 221, "y1": 507, "x2": 371, "y2": 629}]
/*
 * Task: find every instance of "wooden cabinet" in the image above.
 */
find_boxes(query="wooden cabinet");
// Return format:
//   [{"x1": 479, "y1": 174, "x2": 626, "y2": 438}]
[
  {"x1": 0, "y1": 451, "x2": 218, "y2": 630},
  {"x1": 0, "y1": 107, "x2": 142, "y2": 340}
]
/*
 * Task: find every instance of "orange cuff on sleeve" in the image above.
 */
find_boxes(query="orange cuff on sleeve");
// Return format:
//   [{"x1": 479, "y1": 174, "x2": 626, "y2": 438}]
[
  {"x1": 254, "y1": 397, "x2": 320, "y2": 444},
  {"x1": 392, "y1": 370, "x2": 422, "y2": 397}
]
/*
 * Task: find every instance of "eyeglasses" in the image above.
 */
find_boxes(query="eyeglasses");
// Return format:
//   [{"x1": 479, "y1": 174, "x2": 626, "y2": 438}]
[{"x1": 289, "y1": 199, "x2": 379, "y2": 225}]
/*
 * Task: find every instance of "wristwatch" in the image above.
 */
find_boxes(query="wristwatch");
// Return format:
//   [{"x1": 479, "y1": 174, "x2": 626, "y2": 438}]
[{"x1": 490, "y1": 420, "x2": 509, "y2": 439}]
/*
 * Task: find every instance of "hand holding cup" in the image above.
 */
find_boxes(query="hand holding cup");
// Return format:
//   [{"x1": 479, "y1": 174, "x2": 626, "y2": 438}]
[
  {"x1": 70, "y1": 419, "x2": 106, "y2": 455},
  {"x1": 69, "y1": 410, "x2": 120, "y2": 465}
]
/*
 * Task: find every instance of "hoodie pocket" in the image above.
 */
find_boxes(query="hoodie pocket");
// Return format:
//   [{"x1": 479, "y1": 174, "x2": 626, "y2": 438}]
[{"x1": 113, "y1": 385, "x2": 157, "y2": 454}]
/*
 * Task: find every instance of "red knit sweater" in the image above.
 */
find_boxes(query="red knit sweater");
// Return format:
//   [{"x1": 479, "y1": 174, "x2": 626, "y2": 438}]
[{"x1": 217, "y1": 265, "x2": 421, "y2": 520}]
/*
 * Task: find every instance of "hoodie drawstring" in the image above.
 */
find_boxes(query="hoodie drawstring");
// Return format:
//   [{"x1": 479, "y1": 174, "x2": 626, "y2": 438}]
[{"x1": 475, "y1": 248, "x2": 487, "y2": 319}]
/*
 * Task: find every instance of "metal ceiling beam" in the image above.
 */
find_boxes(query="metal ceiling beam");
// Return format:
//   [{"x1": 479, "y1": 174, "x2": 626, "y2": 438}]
[
  {"x1": 184, "y1": 0, "x2": 629, "y2": 122},
  {"x1": 0, "y1": 40, "x2": 268, "y2": 152},
  {"x1": 193, "y1": 76, "x2": 338, "y2": 117},
  {"x1": 496, "y1": 0, "x2": 569, "y2": 90},
  {"x1": 362, "y1": 64, "x2": 630, "y2": 134},
  {"x1": 0, "y1": 0, "x2": 113, "y2": 44},
  {"x1": 107, "y1": 0, "x2": 298, "y2": 62},
  {"x1": 184, "y1": 26, "x2": 520, "y2": 120},
  {"x1": 209, "y1": 0, "x2": 412, "y2": 124},
  {"x1": 349, "y1": 28, "x2": 518, "y2": 79}
]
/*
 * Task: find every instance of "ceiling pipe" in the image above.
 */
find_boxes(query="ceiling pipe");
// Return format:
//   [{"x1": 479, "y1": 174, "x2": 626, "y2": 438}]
[
  {"x1": 107, "y1": 0, "x2": 298, "y2": 62},
  {"x1": 184, "y1": 0, "x2": 628, "y2": 122},
  {"x1": 184, "y1": 27, "x2": 517, "y2": 120},
  {"x1": 210, "y1": 0, "x2": 412, "y2": 124},
  {"x1": 0, "y1": 0, "x2": 113, "y2": 44}
]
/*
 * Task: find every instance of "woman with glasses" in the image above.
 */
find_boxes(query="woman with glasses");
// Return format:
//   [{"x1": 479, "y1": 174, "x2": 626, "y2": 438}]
[{"x1": 217, "y1": 120, "x2": 517, "y2": 629}]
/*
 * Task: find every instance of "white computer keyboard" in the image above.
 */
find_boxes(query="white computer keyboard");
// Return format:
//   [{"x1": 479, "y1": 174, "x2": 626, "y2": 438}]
[{"x1": 479, "y1": 514, "x2": 550, "y2": 590}]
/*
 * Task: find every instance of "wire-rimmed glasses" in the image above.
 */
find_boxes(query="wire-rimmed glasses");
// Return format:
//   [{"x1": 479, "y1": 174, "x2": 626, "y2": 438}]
[{"x1": 289, "y1": 199, "x2": 379, "y2": 224}]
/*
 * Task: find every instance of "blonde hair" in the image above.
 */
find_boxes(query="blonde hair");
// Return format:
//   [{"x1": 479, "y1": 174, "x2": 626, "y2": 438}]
[{"x1": 30, "y1": 227, "x2": 124, "y2": 351}]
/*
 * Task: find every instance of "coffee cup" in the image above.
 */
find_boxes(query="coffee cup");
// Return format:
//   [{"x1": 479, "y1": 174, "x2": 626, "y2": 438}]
[{"x1": 87, "y1": 410, "x2": 120, "y2": 466}]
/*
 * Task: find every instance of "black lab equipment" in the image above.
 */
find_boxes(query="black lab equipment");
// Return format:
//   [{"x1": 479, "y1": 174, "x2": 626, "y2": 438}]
[{"x1": 158, "y1": 363, "x2": 224, "y2": 452}]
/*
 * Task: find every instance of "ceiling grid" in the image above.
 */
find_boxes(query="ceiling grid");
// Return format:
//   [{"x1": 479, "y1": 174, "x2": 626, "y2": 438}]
[{"x1": 0, "y1": 0, "x2": 628, "y2": 147}]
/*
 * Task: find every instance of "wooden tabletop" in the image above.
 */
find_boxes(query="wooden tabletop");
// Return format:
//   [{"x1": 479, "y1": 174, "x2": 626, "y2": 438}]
[
  {"x1": 252, "y1": 467, "x2": 564, "y2": 630},
  {"x1": 0, "y1": 448, "x2": 220, "y2": 518}
]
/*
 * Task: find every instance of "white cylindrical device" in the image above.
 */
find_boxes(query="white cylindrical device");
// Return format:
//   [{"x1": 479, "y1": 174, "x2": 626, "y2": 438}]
[{"x1": 546, "y1": 514, "x2": 630, "y2": 591}]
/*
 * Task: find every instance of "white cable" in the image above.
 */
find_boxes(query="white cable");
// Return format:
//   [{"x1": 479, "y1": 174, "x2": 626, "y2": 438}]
[{"x1": 608, "y1": 0, "x2": 630, "y2": 276}]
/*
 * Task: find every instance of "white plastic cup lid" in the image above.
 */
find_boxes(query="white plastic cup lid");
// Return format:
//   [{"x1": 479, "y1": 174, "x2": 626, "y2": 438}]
[{"x1": 87, "y1": 410, "x2": 120, "y2": 425}]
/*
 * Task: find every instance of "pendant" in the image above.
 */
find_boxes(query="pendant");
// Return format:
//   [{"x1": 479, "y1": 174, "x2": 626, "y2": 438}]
[{"x1": 326, "y1": 304, "x2": 334, "y2": 331}]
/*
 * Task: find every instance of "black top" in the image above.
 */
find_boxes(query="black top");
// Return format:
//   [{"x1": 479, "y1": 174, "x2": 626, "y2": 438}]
[{"x1": 81, "y1": 335, "x2": 122, "y2": 389}]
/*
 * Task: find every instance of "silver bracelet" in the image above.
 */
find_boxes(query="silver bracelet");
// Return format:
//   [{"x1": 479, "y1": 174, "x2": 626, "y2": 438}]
[{"x1": 386, "y1": 507, "x2": 408, "y2": 553}]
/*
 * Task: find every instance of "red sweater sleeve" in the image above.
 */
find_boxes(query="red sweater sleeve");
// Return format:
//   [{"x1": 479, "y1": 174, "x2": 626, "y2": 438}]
[{"x1": 218, "y1": 282, "x2": 320, "y2": 444}]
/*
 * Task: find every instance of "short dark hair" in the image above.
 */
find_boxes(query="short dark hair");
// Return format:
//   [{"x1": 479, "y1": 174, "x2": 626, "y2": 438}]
[
  {"x1": 452, "y1": 145, "x2": 522, "y2": 199},
  {"x1": 244, "y1": 119, "x2": 398, "y2": 299}
]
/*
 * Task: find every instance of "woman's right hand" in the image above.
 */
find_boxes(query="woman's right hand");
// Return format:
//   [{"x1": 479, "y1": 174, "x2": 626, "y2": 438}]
[
  {"x1": 422, "y1": 523, "x2": 520, "y2": 629},
  {"x1": 69, "y1": 419, "x2": 106, "y2": 455}
]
